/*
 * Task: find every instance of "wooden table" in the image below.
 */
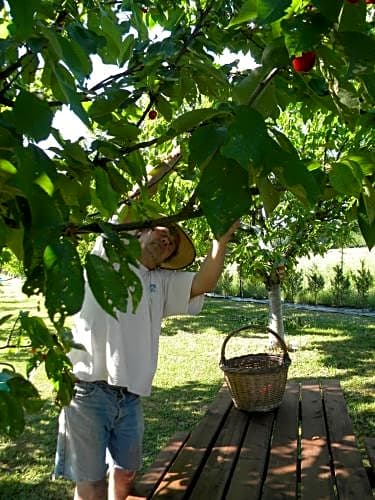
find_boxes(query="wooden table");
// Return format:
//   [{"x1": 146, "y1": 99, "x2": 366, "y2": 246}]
[{"x1": 130, "y1": 380, "x2": 373, "y2": 499}]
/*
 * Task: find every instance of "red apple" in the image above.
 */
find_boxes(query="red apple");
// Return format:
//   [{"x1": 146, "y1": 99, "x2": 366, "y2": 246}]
[
  {"x1": 365, "y1": 0, "x2": 375, "y2": 4},
  {"x1": 292, "y1": 51, "x2": 316, "y2": 73},
  {"x1": 148, "y1": 110, "x2": 157, "y2": 120}
]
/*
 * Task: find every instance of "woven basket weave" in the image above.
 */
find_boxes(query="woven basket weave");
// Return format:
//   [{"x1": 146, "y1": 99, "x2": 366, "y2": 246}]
[{"x1": 219, "y1": 325, "x2": 291, "y2": 412}]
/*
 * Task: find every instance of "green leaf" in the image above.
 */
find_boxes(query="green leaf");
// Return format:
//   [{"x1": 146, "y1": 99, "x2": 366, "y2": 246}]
[
  {"x1": 358, "y1": 196, "x2": 375, "y2": 250},
  {"x1": 53, "y1": 371, "x2": 75, "y2": 407},
  {"x1": 221, "y1": 106, "x2": 270, "y2": 169},
  {"x1": 19, "y1": 312, "x2": 54, "y2": 348},
  {"x1": 189, "y1": 124, "x2": 227, "y2": 169},
  {"x1": 362, "y1": 179, "x2": 375, "y2": 225},
  {"x1": 89, "y1": 90, "x2": 130, "y2": 119},
  {"x1": 0, "y1": 370, "x2": 42, "y2": 437},
  {"x1": 85, "y1": 254, "x2": 128, "y2": 318},
  {"x1": 282, "y1": 14, "x2": 331, "y2": 55},
  {"x1": 68, "y1": 22, "x2": 106, "y2": 55},
  {"x1": 233, "y1": 68, "x2": 267, "y2": 105},
  {"x1": 338, "y1": 0, "x2": 366, "y2": 33},
  {"x1": 0, "y1": 159, "x2": 17, "y2": 174},
  {"x1": 43, "y1": 238, "x2": 85, "y2": 321},
  {"x1": 106, "y1": 121, "x2": 140, "y2": 141},
  {"x1": 261, "y1": 38, "x2": 290, "y2": 70},
  {"x1": 8, "y1": 0, "x2": 41, "y2": 40},
  {"x1": 170, "y1": 108, "x2": 226, "y2": 134},
  {"x1": 256, "y1": 0, "x2": 291, "y2": 25},
  {"x1": 196, "y1": 153, "x2": 251, "y2": 238},
  {"x1": 6, "y1": 374, "x2": 42, "y2": 413},
  {"x1": 93, "y1": 167, "x2": 120, "y2": 216},
  {"x1": 277, "y1": 155, "x2": 320, "y2": 206},
  {"x1": 227, "y1": 0, "x2": 257, "y2": 28},
  {"x1": 120, "y1": 33, "x2": 135, "y2": 65},
  {"x1": 155, "y1": 94, "x2": 173, "y2": 121},
  {"x1": 335, "y1": 32, "x2": 375, "y2": 66},
  {"x1": 329, "y1": 161, "x2": 363, "y2": 197},
  {"x1": 58, "y1": 35, "x2": 92, "y2": 81},
  {"x1": 52, "y1": 63, "x2": 91, "y2": 128},
  {"x1": 14, "y1": 91, "x2": 53, "y2": 141},
  {"x1": 0, "y1": 391, "x2": 25, "y2": 438},
  {"x1": 310, "y1": 0, "x2": 344, "y2": 23},
  {"x1": 41, "y1": 26, "x2": 64, "y2": 59},
  {"x1": 44, "y1": 349, "x2": 72, "y2": 380},
  {"x1": 256, "y1": 175, "x2": 281, "y2": 215}
]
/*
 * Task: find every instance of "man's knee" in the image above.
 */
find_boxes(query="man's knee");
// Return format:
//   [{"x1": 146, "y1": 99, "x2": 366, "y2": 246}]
[
  {"x1": 74, "y1": 479, "x2": 107, "y2": 500},
  {"x1": 109, "y1": 467, "x2": 136, "y2": 498}
]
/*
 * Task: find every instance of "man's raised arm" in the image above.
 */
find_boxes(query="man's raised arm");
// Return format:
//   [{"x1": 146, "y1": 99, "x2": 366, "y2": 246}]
[{"x1": 190, "y1": 221, "x2": 240, "y2": 298}]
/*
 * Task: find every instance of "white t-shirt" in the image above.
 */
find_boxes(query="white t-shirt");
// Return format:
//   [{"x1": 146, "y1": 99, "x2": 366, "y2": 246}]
[{"x1": 69, "y1": 239, "x2": 204, "y2": 396}]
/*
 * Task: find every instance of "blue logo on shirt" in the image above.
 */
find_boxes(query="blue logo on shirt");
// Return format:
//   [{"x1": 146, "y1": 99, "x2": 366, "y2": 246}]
[{"x1": 150, "y1": 283, "x2": 157, "y2": 293}]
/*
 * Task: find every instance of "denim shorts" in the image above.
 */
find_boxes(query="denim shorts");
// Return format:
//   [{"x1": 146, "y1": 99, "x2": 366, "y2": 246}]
[{"x1": 54, "y1": 380, "x2": 144, "y2": 482}]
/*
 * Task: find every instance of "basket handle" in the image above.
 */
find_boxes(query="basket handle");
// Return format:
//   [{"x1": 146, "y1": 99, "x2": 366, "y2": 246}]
[{"x1": 220, "y1": 324, "x2": 291, "y2": 365}]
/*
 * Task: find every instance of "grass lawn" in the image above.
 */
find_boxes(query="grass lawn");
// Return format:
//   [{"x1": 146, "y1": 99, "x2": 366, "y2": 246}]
[{"x1": 0, "y1": 281, "x2": 374, "y2": 499}]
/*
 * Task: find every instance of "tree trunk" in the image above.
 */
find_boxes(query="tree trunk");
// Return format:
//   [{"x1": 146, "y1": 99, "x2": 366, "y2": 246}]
[{"x1": 268, "y1": 282, "x2": 284, "y2": 340}]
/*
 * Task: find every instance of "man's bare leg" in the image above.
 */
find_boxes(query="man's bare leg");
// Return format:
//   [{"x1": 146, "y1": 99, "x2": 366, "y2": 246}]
[
  {"x1": 74, "y1": 479, "x2": 107, "y2": 500},
  {"x1": 108, "y1": 467, "x2": 136, "y2": 500}
]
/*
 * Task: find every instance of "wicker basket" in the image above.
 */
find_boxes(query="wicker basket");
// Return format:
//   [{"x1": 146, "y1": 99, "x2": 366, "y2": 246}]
[{"x1": 219, "y1": 325, "x2": 291, "y2": 412}]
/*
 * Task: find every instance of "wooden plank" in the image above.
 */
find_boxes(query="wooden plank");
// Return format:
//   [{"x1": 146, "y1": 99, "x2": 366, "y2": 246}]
[
  {"x1": 364, "y1": 437, "x2": 375, "y2": 473},
  {"x1": 262, "y1": 381, "x2": 300, "y2": 499},
  {"x1": 189, "y1": 405, "x2": 249, "y2": 499},
  {"x1": 322, "y1": 380, "x2": 373, "y2": 499},
  {"x1": 152, "y1": 384, "x2": 233, "y2": 498},
  {"x1": 131, "y1": 431, "x2": 190, "y2": 498},
  {"x1": 225, "y1": 411, "x2": 275, "y2": 499},
  {"x1": 300, "y1": 383, "x2": 335, "y2": 500}
]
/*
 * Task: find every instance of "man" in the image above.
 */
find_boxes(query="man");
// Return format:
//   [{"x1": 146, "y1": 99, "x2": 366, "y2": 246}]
[{"x1": 54, "y1": 220, "x2": 239, "y2": 500}]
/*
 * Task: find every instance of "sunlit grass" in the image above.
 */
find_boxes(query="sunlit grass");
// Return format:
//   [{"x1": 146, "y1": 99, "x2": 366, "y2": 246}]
[{"x1": 0, "y1": 281, "x2": 374, "y2": 498}]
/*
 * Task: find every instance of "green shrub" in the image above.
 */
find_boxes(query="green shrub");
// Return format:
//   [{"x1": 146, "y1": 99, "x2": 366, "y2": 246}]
[
  {"x1": 282, "y1": 268, "x2": 304, "y2": 303},
  {"x1": 306, "y1": 265, "x2": 325, "y2": 305},
  {"x1": 241, "y1": 275, "x2": 267, "y2": 299},
  {"x1": 351, "y1": 260, "x2": 374, "y2": 307},
  {"x1": 330, "y1": 264, "x2": 351, "y2": 306}
]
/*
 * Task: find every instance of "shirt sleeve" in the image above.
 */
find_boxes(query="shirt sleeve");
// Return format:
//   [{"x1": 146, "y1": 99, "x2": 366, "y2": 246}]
[{"x1": 163, "y1": 271, "x2": 204, "y2": 317}]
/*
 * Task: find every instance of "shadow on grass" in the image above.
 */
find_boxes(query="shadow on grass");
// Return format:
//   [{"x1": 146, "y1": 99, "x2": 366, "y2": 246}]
[
  {"x1": 0, "y1": 400, "x2": 73, "y2": 499},
  {"x1": 162, "y1": 299, "x2": 269, "y2": 337},
  {"x1": 0, "y1": 297, "x2": 373, "y2": 497}
]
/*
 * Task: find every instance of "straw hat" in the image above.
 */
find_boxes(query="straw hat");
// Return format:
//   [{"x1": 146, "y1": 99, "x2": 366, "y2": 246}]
[{"x1": 159, "y1": 223, "x2": 196, "y2": 270}]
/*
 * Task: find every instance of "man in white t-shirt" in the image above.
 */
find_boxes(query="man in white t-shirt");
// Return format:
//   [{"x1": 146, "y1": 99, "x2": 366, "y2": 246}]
[{"x1": 54, "y1": 221, "x2": 238, "y2": 500}]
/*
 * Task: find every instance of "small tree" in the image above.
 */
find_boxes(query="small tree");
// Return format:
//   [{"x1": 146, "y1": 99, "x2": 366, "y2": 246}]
[
  {"x1": 218, "y1": 271, "x2": 232, "y2": 298},
  {"x1": 282, "y1": 268, "x2": 304, "y2": 303},
  {"x1": 307, "y1": 265, "x2": 325, "y2": 305},
  {"x1": 330, "y1": 265, "x2": 351, "y2": 307},
  {"x1": 352, "y1": 260, "x2": 374, "y2": 307}
]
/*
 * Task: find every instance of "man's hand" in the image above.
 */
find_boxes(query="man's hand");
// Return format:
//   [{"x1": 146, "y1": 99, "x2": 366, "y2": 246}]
[{"x1": 215, "y1": 220, "x2": 241, "y2": 245}]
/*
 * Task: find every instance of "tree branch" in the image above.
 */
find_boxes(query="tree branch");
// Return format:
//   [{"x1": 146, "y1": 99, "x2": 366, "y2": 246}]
[
  {"x1": 73, "y1": 207, "x2": 203, "y2": 235},
  {"x1": 248, "y1": 67, "x2": 280, "y2": 107}
]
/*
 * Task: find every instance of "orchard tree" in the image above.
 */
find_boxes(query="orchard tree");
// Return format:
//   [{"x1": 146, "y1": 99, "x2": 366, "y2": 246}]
[
  {"x1": 226, "y1": 103, "x2": 372, "y2": 339},
  {"x1": 0, "y1": 0, "x2": 374, "y2": 436}
]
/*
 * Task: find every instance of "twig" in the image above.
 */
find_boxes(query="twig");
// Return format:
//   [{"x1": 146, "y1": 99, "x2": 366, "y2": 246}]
[
  {"x1": 248, "y1": 67, "x2": 280, "y2": 107},
  {"x1": 74, "y1": 207, "x2": 203, "y2": 235}
]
